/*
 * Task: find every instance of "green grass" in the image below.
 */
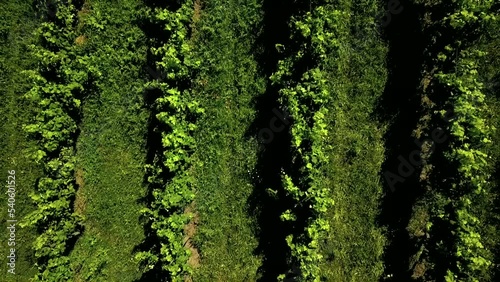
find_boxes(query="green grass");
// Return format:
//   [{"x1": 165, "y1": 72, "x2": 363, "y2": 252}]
[
  {"x1": 318, "y1": 1, "x2": 388, "y2": 280},
  {"x1": 5, "y1": 1, "x2": 500, "y2": 281},
  {"x1": 66, "y1": 0, "x2": 148, "y2": 280},
  {"x1": 0, "y1": 1, "x2": 40, "y2": 280},
  {"x1": 477, "y1": 29, "x2": 500, "y2": 281},
  {"x1": 190, "y1": 0, "x2": 266, "y2": 280}
]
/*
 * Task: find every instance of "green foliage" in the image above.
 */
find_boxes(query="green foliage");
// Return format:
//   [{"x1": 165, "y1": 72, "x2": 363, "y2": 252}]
[
  {"x1": 271, "y1": 3, "x2": 349, "y2": 281},
  {"x1": 7, "y1": 1, "x2": 500, "y2": 281},
  {"x1": 19, "y1": 1, "x2": 93, "y2": 280},
  {"x1": 135, "y1": 2, "x2": 203, "y2": 280},
  {"x1": 424, "y1": 1, "x2": 497, "y2": 281},
  {"x1": 0, "y1": 1, "x2": 42, "y2": 279},
  {"x1": 438, "y1": 49, "x2": 494, "y2": 282},
  {"x1": 63, "y1": 0, "x2": 149, "y2": 280},
  {"x1": 269, "y1": 1, "x2": 388, "y2": 280},
  {"x1": 187, "y1": 0, "x2": 266, "y2": 279}
]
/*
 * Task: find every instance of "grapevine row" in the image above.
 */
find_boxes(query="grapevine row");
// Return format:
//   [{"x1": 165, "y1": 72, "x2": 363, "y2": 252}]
[
  {"x1": 20, "y1": 0, "x2": 95, "y2": 280},
  {"x1": 135, "y1": 1, "x2": 203, "y2": 281},
  {"x1": 428, "y1": 1, "x2": 497, "y2": 281},
  {"x1": 270, "y1": 2, "x2": 348, "y2": 281}
]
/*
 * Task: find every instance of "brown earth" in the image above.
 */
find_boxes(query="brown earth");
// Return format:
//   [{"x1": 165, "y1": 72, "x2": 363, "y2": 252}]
[
  {"x1": 184, "y1": 203, "x2": 200, "y2": 268},
  {"x1": 184, "y1": 202, "x2": 200, "y2": 282},
  {"x1": 185, "y1": 5, "x2": 203, "y2": 278},
  {"x1": 74, "y1": 168, "x2": 86, "y2": 215},
  {"x1": 190, "y1": 0, "x2": 203, "y2": 40},
  {"x1": 193, "y1": 0, "x2": 202, "y2": 24},
  {"x1": 75, "y1": 35, "x2": 87, "y2": 46}
]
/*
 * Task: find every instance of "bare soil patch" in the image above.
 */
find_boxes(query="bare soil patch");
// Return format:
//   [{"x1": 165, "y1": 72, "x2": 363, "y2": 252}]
[
  {"x1": 184, "y1": 202, "x2": 200, "y2": 282},
  {"x1": 74, "y1": 168, "x2": 86, "y2": 215}
]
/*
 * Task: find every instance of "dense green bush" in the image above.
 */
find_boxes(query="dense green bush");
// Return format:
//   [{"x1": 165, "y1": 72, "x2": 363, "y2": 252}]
[
  {"x1": 19, "y1": 1, "x2": 94, "y2": 280},
  {"x1": 406, "y1": 1, "x2": 498, "y2": 281},
  {"x1": 435, "y1": 3, "x2": 497, "y2": 280},
  {"x1": 271, "y1": 2, "x2": 350, "y2": 281},
  {"x1": 134, "y1": 2, "x2": 203, "y2": 281},
  {"x1": 3, "y1": 1, "x2": 500, "y2": 281}
]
